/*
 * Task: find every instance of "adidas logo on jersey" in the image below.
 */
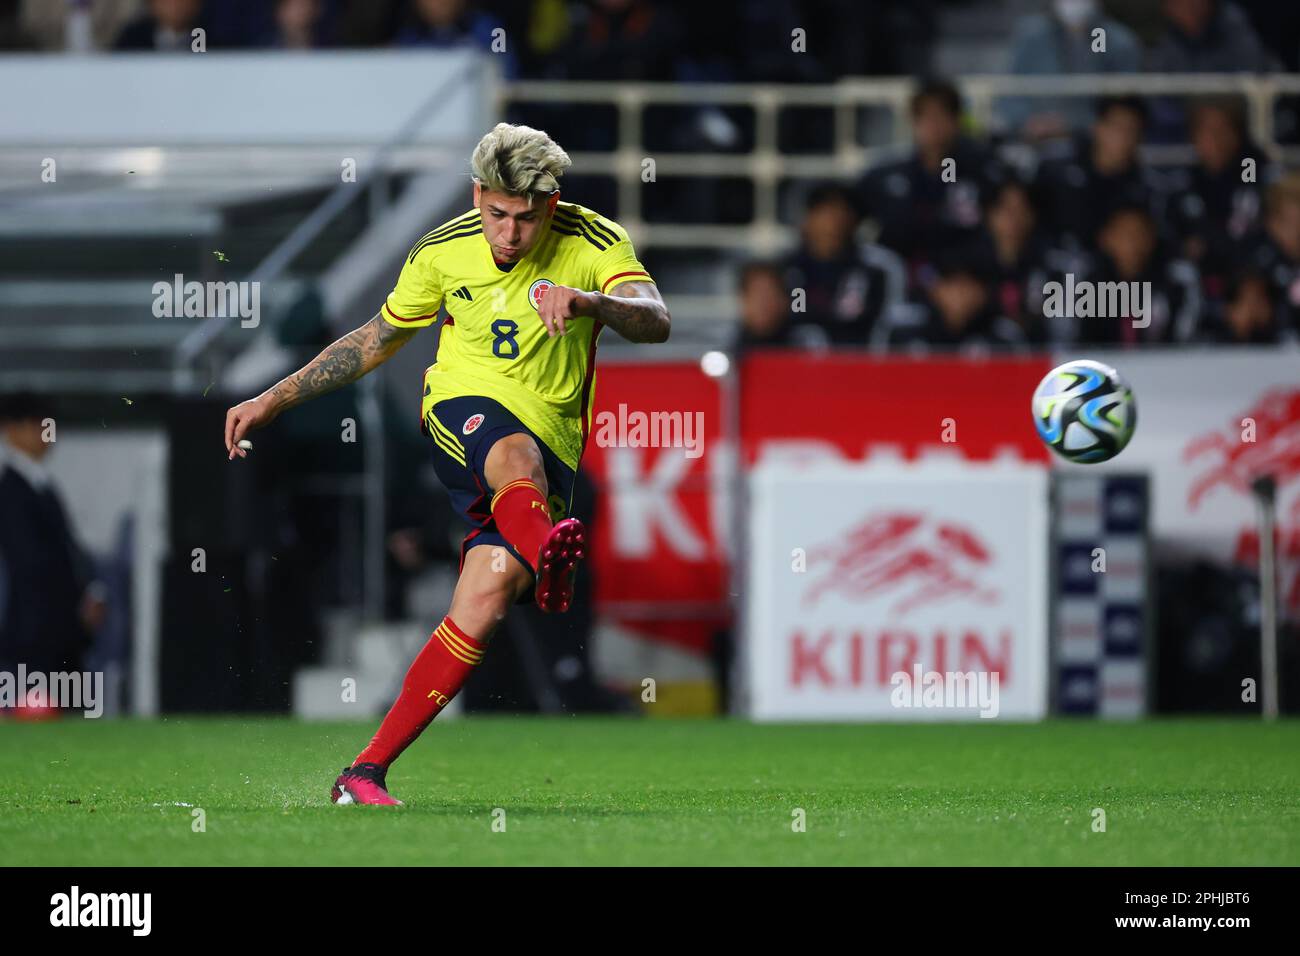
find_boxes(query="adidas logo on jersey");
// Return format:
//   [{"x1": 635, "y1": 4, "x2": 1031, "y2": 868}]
[{"x1": 450, "y1": 286, "x2": 473, "y2": 301}]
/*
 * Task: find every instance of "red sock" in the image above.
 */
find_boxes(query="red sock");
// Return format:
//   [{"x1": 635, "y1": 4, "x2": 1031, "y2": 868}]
[
  {"x1": 353, "y1": 616, "x2": 485, "y2": 769},
  {"x1": 491, "y1": 478, "x2": 553, "y2": 571}
]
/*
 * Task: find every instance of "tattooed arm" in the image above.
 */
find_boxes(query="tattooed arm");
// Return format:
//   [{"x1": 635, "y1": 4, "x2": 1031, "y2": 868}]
[
  {"x1": 224, "y1": 312, "x2": 417, "y2": 459},
  {"x1": 536, "y1": 281, "x2": 671, "y2": 343}
]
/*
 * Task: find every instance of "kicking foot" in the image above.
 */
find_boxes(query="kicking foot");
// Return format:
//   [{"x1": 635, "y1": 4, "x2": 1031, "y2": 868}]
[
  {"x1": 535, "y1": 517, "x2": 586, "y2": 614},
  {"x1": 330, "y1": 762, "x2": 403, "y2": 806}
]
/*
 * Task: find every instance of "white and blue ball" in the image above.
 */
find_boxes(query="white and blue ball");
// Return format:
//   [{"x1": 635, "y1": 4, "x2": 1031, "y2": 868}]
[{"x1": 1031, "y1": 360, "x2": 1136, "y2": 464}]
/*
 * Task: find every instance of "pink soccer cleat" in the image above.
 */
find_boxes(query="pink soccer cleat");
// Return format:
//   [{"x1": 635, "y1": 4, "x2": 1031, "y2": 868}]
[
  {"x1": 330, "y1": 763, "x2": 403, "y2": 806},
  {"x1": 534, "y1": 517, "x2": 587, "y2": 614}
]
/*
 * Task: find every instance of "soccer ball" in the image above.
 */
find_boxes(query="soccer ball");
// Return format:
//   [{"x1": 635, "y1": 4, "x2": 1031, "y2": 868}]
[{"x1": 1031, "y1": 360, "x2": 1136, "y2": 463}]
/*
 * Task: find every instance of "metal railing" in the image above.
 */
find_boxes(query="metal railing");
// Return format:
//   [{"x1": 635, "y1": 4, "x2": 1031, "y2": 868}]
[
  {"x1": 500, "y1": 72, "x2": 1300, "y2": 257},
  {"x1": 170, "y1": 62, "x2": 486, "y2": 392}
]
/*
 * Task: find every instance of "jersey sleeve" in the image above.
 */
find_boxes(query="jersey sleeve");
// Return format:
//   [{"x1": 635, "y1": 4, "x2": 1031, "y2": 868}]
[
  {"x1": 592, "y1": 236, "x2": 654, "y2": 295},
  {"x1": 383, "y1": 249, "x2": 444, "y2": 328}
]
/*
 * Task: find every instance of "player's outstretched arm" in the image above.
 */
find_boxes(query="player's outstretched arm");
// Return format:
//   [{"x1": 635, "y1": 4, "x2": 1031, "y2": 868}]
[
  {"x1": 537, "y1": 281, "x2": 670, "y2": 343},
  {"x1": 224, "y1": 312, "x2": 416, "y2": 459}
]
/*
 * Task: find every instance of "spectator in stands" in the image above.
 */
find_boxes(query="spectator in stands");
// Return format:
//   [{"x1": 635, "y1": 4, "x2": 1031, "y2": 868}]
[
  {"x1": 1146, "y1": 0, "x2": 1276, "y2": 73},
  {"x1": 967, "y1": 179, "x2": 1061, "y2": 345},
  {"x1": 857, "y1": 79, "x2": 1006, "y2": 287},
  {"x1": 114, "y1": 0, "x2": 206, "y2": 50},
  {"x1": 564, "y1": 0, "x2": 682, "y2": 82},
  {"x1": 1233, "y1": 0, "x2": 1300, "y2": 71},
  {"x1": 1033, "y1": 96, "x2": 1157, "y2": 255},
  {"x1": 882, "y1": 255, "x2": 1027, "y2": 352},
  {"x1": 1193, "y1": 268, "x2": 1290, "y2": 343},
  {"x1": 0, "y1": 393, "x2": 107, "y2": 706},
  {"x1": 998, "y1": 0, "x2": 1143, "y2": 141},
  {"x1": 1073, "y1": 204, "x2": 1202, "y2": 345},
  {"x1": 502, "y1": 0, "x2": 569, "y2": 78},
  {"x1": 334, "y1": 0, "x2": 403, "y2": 46},
  {"x1": 1236, "y1": 172, "x2": 1300, "y2": 336},
  {"x1": 733, "y1": 260, "x2": 799, "y2": 351},
  {"x1": 18, "y1": 0, "x2": 141, "y2": 51},
  {"x1": 1164, "y1": 97, "x2": 1271, "y2": 301},
  {"x1": 730, "y1": 0, "x2": 826, "y2": 83},
  {"x1": 394, "y1": 0, "x2": 517, "y2": 78},
  {"x1": 0, "y1": 0, "x2": 38, "y2": 49},
  {"x1": 781, "y1": 183, "x2": 905, "y2": 347},
  {"x1": 764, "y1": 0, "x2": 937, "y2": 80},
  {"x1": 262, "y1": 0, "x2": 330, "y2": 49}
]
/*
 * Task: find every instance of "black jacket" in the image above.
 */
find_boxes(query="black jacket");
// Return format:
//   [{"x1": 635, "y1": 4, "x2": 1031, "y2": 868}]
[{"x1": 0, "y1": 463, "x2": 92, "y2": 672}]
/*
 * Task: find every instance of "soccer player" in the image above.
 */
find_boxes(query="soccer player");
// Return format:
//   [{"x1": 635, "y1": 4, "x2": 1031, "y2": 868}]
[{"x1": 222, "y1": 123, "x2": 669, "y2": 805}]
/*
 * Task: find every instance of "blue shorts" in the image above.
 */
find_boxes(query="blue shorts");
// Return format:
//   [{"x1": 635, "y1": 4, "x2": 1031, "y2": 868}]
[{"x1": 422, "y1": 395, "x2": 575, "y2": 579}]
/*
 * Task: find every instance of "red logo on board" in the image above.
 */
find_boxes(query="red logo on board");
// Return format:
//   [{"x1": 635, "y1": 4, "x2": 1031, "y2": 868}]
[
  {"x1": 1185, "y1": 387, "x2": 1300, "y2": 613},
  {"x1": 1185, "y1": 388, "x2": 1300, "y2": 512},
  {"x1": 803, "y1": 512, "x2": 999, "y2": 615}
]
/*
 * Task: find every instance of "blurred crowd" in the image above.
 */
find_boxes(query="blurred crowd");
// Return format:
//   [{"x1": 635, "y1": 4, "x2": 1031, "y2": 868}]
[
  {"x1": 739, "y1": 80, "x2": 1300, "y2": 352},
  {"x1": 1, "y1": 0, "x2": 1297, "y2": 80},
  {"x1": 0, "y1": 0, "x2": 938, "y2": 78},
  {"x1": 2, "y1": 0, "x2": 1297, "y2": 354}
]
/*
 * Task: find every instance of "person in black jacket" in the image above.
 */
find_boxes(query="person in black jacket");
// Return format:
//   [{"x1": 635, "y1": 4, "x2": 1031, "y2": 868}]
[
  {"x1": 0, "y1": 393, "x2": 104, "y2": 693},
  {"x1": 1191, "y1": 268, "x2": 1292, "y2": 344},
  {"x1": 883, "y1": 254, "x2": 1028, "y2": 352},
  {"x1": 1164, "y1": 98, "x2": 1272, "y2": 300},
  {"x1": 1070, "y1": 204, "x2": 1203, "y2": 346},
  {"x1": 1033, "y1": 96, "x2": 1158, "y2": 255},
  {"x1": 964, "y1": 178, "x2": 1066, "y2": 346},
  {"x1": 781, "y1": 183, "x2": 906, "y2": 347},
  {"x1": 856, "y1": 80, "x2": 1006, "y2": 287},
  {"x1": 1234, "y1": 172, "x2": 1300, "y2": 337},
  {"x1": 733, "y1": 260, "x2": 798, "y2": 352}
]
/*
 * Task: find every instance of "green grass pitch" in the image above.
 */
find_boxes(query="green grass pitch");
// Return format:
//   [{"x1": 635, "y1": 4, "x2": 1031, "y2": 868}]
[{"x1": 1, "y1": 716, "x2": 1297, "y2": 866}]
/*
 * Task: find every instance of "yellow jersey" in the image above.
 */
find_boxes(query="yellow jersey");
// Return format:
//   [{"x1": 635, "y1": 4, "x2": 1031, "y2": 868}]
[{"x1": 383, "y1": 201, "x2": 653, "y2": 471}]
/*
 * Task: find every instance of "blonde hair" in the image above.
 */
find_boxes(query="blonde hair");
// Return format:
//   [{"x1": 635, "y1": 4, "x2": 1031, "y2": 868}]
[{"x1": 470, "y1": 123, "x2": 571, "y2": 202}]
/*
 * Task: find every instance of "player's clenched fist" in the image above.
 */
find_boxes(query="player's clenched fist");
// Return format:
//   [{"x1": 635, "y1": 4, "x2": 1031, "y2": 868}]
[
  {"x1": 224, "y1": 395, "x2": 278, "y2": 460},
  {"x1": 535, "y1": 284, "x2": 595, "y2": 337}
]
